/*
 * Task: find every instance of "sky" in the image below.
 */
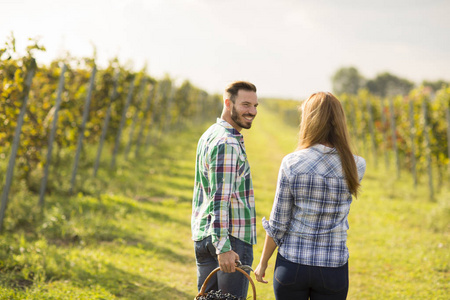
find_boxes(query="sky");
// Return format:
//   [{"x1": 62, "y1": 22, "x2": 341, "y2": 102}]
[{"x1": 1, "y1": 0, "x2": 449, "y2": 99}]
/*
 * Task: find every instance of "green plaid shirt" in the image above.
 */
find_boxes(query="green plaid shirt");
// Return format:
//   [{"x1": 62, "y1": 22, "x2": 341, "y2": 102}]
[{"x1": 191, "y1": 118, "x2": 256, "y2": 254}]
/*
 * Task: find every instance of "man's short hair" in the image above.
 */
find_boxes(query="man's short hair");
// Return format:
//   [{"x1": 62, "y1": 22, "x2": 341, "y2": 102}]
[{"x1": 224, "y1": 81, "x2": 257, "y2": 103}]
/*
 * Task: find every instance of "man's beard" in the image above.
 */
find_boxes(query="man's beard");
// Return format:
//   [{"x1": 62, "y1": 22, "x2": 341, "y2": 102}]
[{"x1": 231, "y1": 105, "x2": 253, "y2": 129}]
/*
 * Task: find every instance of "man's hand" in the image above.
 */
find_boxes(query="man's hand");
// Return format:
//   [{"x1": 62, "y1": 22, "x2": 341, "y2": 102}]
[{"x1": 218, "y1": 250, "x2": 239, "y2": 273}]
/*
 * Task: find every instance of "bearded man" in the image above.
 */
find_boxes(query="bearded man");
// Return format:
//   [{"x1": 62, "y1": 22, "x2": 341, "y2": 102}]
[{"x1": 191, "y1": 81, "x2": 258, "y2": 299}]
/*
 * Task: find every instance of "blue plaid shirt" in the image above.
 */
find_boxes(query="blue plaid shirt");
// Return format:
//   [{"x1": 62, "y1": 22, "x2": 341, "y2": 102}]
[{"x1": 263, "y1": 144, "x2": 366, "y2": 267}]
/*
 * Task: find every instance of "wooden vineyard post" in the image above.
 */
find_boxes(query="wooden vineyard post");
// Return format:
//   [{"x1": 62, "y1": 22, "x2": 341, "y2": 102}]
[
  {"x1": 163, "y1": 85, "x2": 175, "y2": 133},
  {"x1": 39, "y1": 64, "x2": 67, "y2": 206},
  {"x1": 356, "y1": 98, "x2": 367, "y2": 159},
  {"x1": 367, "y1": 98, "x2": 377, "y2": 167},
  {"x1": 446, "y1": 104, "x2": 450, "y2": 176},
  {"x1": 422, "y1": 101, "x2": 434, "y2": 201},
  {"x1": 69, "y1": 65, "x2": 97, "y2": 194},
  {"x1": 349, "y1": 98, "x2": 358, "y2": 152},
  {"x1": 0, "y1": 61, "x2": 36, "y2": 231},
  {"x1": 389, "y1": 97, "x2": 400, "y2": 179},
  {"x1": 111, "y1": 76, "x2": 135, "y2": 169},
  {"x1": 145, "y1": 86, "x2": 160, "y2": 149},
  {"x1": 125, "y1": 78, "x2": 147, "y2": 160},
  {"x1": 380, "y1": 99, "x2": 389, "y2": 170},
  {"x1": 93, "y1": 70, "x2": 120, "y2": 177},
  {"x1": 408, "y1": 100, "x2": 418, "y2": 188},
  {"x1": 135, "y1": 84, "x2": 154, "y2": 158}
]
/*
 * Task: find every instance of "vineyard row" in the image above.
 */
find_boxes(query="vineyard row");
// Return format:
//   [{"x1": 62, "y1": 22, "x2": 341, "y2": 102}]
[
  {"x1": 0, "y1": 47, "x2": 222, "y2": 231},
  {"x1": 1, "y1": 42, "x2": 449, "y2": 231},
  {"x1": 264, "y1": 86, "x2": 450, "y2": 200}
]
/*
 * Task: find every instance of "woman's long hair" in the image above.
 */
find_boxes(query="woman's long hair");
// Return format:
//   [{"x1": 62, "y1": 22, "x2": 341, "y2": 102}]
[{"x1": 297, "y1": 92, "x2": 360, "y2": 197}]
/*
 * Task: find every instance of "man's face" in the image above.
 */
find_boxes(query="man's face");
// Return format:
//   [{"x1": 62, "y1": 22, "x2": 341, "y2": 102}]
[{"x1": 229, "y1": 90, "x2": 258, "y2": 131}]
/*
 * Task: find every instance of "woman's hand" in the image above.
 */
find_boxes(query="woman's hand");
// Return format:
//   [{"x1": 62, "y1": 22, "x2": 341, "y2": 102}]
[
  {"x1": 254, "y1": 233, "x2": 277, "y2": 283},
  {"x1": 254, "y1": 261, "x2": 269, "y2": 283}
]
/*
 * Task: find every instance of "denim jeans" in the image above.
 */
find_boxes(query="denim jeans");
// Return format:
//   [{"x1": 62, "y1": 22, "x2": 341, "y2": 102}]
[
  {"x1": 273, "y1": 253, "x2": 349, "y2": 300},
  {"x1": 194, "y1": 235, "x2": 253, "y2": 298}
]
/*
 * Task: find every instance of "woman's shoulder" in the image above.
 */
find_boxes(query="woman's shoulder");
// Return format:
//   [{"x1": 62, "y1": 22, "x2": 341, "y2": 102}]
[
  {"x1": 281, "y1": 148, "x2": 322, "y2": 174},
  {"x1": 283, "y1": 145, "x2": 332, "y2": 162},
  {"x1": 283, "y1": 148, "x2": 316, "y2": 163}
]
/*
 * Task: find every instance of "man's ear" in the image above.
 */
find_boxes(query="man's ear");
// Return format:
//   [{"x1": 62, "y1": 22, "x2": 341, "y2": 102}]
[{"x1": 224, "y1": 98, "x2": 231, "y2": 110}]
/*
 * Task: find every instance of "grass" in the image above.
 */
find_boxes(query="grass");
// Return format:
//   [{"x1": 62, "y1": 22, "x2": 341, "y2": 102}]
[{"x1": 0, "y1": 106, "x2": 449, "y2": 299}]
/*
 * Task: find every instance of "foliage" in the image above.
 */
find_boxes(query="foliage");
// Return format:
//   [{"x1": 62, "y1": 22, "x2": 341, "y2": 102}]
[
  {"x1": 263, "y1": 87, "x2": 450, "y2": 186},
  {"x1": 331, "y1": 66, "x2": 418, "y2": 97},
  {"x1": 366, "y1": 72, "x2": 415, "y2": 97},
  {"x1": 0, "y1": 38, "x2": 220, "y2": 189},
  {"x1": 331, "y1": 66, "x2": 365, "y2": 95},
  {"x1": 335, "y1": 87, "x2": 450, "y2": 188},
  {"x1": 0, "y1": 34, "x2": 43, "y2": 184},
  {"x1": 422, "y1": 79, "x2": 450, "y2": 93}
]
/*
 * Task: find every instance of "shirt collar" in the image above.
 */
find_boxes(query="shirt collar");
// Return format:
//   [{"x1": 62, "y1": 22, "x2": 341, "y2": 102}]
[
  {"x1": 310, "y1": 144, "x2": 337, "y2": 154},
  {"x1": 216, "y1": 118, "x2": 242, "y2": 138}
]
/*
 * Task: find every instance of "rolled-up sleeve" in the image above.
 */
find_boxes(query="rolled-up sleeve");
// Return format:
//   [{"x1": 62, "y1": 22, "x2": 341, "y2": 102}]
[
  {"x1": 209, "y1": 142, "x2": 238, "y2": 254},
  {"x1": 263, "y1": 159, "x2": 294, "y2": 246}
]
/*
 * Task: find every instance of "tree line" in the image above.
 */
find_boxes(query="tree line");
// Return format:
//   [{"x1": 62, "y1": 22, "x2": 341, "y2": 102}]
[{"x1": 331, "y1": 66, "x2": 449, "y2": 97}]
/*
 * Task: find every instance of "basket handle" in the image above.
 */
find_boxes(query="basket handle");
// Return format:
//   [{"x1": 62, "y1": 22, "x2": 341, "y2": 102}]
[{"x1": 195, "y1": 267, "x2": 257, "y2": 300}]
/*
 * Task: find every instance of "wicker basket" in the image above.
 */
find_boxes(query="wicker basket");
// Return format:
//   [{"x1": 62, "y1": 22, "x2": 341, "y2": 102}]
[{"x1": 195, "y1": 267, "x2": 257, "y2": 300}]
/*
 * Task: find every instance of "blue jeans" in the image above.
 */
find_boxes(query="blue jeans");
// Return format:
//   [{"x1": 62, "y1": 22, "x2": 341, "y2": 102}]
[
  {"x1": 194, "y1": 235, "x2": 253, "y2": 298},
  {"x1": 273, "y1": 253, "x2": 349, "y2": 300}
]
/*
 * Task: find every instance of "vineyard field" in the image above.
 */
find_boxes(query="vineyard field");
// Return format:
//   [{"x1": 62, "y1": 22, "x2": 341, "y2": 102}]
[
  {"x1": 0, "y1": 105, "x2": 448, "y2": 299},
  {"x1": 0, "y1": 38, "x2": 449, "y2": 299}
]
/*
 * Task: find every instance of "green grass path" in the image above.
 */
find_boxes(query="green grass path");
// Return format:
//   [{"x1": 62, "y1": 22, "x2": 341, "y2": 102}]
[{"x1": 0, "y1": 106, "x2": 448, "y2": 299}]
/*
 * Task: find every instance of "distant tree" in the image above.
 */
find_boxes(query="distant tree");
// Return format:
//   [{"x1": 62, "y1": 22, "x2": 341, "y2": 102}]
[
  {"x1": 422, "y1": 79, "x2": 449, "y2": 93},
  {"x1": 331, "y1": 66, "x2": 365, "y2": 95},
  {"x1": 365, "y1": 72, "x2": 415, "y2": 97}
]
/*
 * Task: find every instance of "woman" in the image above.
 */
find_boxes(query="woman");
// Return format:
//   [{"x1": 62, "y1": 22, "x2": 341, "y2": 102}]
[{"x1": 255, "y1": 92, "x2": 366, "y2": 299}]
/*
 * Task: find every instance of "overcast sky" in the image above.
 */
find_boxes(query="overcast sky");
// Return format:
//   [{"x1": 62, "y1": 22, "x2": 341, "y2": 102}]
[{"x1": 1, "y1": 0, "x2": 449, "y2": 99}]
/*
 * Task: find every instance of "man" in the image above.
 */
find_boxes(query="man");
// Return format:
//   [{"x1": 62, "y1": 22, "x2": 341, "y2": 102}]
[{"x1": 192, "y1": 81, "x2": 258, "y2": 298}]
